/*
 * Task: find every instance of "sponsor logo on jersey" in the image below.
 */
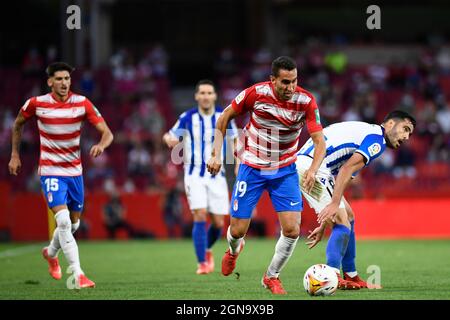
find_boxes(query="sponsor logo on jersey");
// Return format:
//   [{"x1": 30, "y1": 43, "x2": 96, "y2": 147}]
[
  {"x1": 368, "y1": 143, "x2": 381, "y2": 157},
  {"x1": 235, "y1": 90, "x2": 246, "y2": 105}
]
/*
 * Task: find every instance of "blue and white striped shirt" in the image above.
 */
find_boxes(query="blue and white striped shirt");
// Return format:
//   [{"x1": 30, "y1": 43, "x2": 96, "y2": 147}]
[
  {"x1": 169, "y1": 107, "x2": 238, "y2": 178},
  {"x1": 298, "y1": 121, "x2": 386, "y2": 176}
]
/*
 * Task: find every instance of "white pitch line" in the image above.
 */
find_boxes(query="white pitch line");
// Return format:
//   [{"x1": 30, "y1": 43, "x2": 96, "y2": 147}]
[{"x1": 0, "y1": 244, "x2": 42, "y2": 259}]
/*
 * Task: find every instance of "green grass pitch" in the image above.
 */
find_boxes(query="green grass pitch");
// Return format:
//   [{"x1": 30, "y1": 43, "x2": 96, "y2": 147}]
[{"x1": 1, "y1": 239, "x2": 449, "y2": 300}]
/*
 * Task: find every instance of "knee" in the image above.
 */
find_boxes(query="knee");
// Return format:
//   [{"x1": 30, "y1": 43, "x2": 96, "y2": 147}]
[
  {"x1": 193, "y1": 210, "x2": 207, "y2": 222},
  {"x1": 55, "y1": 210, "x2": 71, "y2": 231},
  {"x1": 335, "y1": 215, "x2": 350, "y2": 229},
  {"x1": 230, "y1": 218, "x2": 250, "y2": 238},
  {"x1": 282, "y1": 225, "x2": 300, "y2": 239},
  {"x1": 212, "y1": 217, "x2": 224, "y2": 229},
  {"x1": 229, "y1": 223, "x2": 247, "y2": 238},
  {"x1": 230, "y1": 228, "x2": 245, "y2": 239},
  {"x1": 347, "y1": 210, "x2": 355, "y2": 222},
  {"x1": 214, "y1": 221, "x2": 224, "y2": 229}
]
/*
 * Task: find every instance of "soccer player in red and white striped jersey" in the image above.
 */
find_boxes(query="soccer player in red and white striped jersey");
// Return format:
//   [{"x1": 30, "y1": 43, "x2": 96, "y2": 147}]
[
  {"x1": 9, "y1": 62, "x2": 113, "y2": 289},
  {"x1": 207, "y1": 56, "x2": 326, "y2": 294}
]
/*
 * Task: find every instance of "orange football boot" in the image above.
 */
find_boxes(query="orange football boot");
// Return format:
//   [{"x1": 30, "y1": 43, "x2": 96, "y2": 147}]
[
  {"x1": 344, "y1": 272, "x2": 383, "y2": 289},
  {"x1": 262, "y1": 274, "x2": 287, "y2": 295},
  {"x1": 337, "y1": 273, "x2": 360, "y2": 290},
  {"x1": 196, "y1": 262, "x2": 211, "y2": 275},
  {"x1": 221, "y1": 241, "x2": 245, "y2": 276},
  {"x1": 42, "y1": 247, "x2": 62, "y2": 280},
  {"x1": 77, "y1": 274, "x2": 96, "y2": 289}
]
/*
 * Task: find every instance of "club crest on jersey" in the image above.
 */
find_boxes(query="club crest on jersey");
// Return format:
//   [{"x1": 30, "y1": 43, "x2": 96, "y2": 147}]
[
  {"x1": 233, "y1": 199, "x2": 239, "y2": 211},
  {"x1": 235, "y1": 90, "x2": 246, "y2": 104},
  {"x1": 48, "y1": 192, "x2": 53, "y2": 203},
  {"x1": 368, "y1": 143, "x2": 381, "y2": 157}
]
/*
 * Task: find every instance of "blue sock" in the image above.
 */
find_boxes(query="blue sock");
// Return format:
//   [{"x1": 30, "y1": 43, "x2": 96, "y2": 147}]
[
  {"x1": 207, "y1": 224, "x2": 222, "y2": 249},
  {"x1": 192, "y1": 221, "x2": 207, "y2": 263},
  {"x1": 342, "y1": 220, "x2": 356, "y2": 273},
  {"x1": 326, "y1": 224, "x2": 351, "y2": 270}
]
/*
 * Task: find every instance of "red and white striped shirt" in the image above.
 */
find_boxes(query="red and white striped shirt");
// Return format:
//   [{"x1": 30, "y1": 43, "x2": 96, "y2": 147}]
[
  {"x1": 21, "y1": 92, "x2": 104, "y2": 176},
  {"x1": 231, "y1": 81, "x2": 322, "y2": 169}
]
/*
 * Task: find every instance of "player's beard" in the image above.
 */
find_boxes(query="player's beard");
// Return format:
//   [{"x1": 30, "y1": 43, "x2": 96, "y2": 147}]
[
  {"x1": 199, "y1": 103, "x2": 214, "y2": 114},
  {"x1": 384, "y1": 133, "x2": 395, "y2": 149}
]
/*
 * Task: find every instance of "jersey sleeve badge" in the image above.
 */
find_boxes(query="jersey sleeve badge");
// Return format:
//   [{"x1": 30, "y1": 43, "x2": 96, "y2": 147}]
[
  {"x1": 368, "y1": 143, "x2": 381, "y2": 157},
  {"x1": 235, "y1": 90, "x2": 246, "y2": 104}
]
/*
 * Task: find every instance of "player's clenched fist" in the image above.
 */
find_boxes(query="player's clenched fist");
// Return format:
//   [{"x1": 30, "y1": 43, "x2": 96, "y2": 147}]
[
  {"x1": 207, "y1": 156, "x2": 222, "y2": 175},
  {"x1": 8, "y1": 156, "x2": 21, "y2": 176}
]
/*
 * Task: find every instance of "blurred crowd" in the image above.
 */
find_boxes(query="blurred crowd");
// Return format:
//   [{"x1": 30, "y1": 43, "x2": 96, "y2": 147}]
[
  {"x1": 1, "y1": 40, "x2": 449, "y2": 200},
  {"x1": 215, "y1": 40, "x2": 450, "y2": 197}
]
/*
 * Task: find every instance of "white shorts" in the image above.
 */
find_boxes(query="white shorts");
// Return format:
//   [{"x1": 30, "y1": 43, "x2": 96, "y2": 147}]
[
  {"x1": 296, "y1": 155, "x2": 345, "y2": 214},
  {"x1": 184, "y1": 174, "x2": 229, "y2": 215}
]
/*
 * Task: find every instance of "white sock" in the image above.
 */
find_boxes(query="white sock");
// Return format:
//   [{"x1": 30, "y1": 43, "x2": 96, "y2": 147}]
[
  {"x1": 332, "y1": 267, "x2": 341, "y2": 274},
  {"x1": 72, "y1": 221, "x2": 80, "y2": 234},
  {"x1": 47, "y1": 220, "x2": 81, "y2": 258},
  {"x1": 55, "y1": 209, "x2": 83, "y2": 277},
  {"x1": 48, "y1": 228, "x2": 60, "y2": 258},
  {"x1": 266, "y1": 234, "x2": 298, "y2": 278},
  {"x1": 345, "y1": 271, "x2": 358, "y2": 277},
  {"x1": 227, "y1": 226, "x2": 244, "y2": 255}
]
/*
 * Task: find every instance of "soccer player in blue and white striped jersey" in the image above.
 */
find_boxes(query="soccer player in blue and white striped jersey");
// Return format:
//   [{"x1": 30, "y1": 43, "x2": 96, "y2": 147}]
[
  {"x1": 296, "y1": 110, "x2": 415, "y2": 289},
  {"x1": 163, "y1": 80, "x2": 238, "y2": 275}
]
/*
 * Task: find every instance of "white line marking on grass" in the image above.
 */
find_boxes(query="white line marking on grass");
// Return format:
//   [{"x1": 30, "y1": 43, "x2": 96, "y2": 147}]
[{"x1": 0, "y1": 245, "x2": 42, "y2": 259}]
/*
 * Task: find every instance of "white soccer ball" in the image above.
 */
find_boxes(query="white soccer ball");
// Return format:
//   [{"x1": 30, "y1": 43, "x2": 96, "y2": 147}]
[{"x1": 303, "y1": 264, "x2": 338, "y2": 296}]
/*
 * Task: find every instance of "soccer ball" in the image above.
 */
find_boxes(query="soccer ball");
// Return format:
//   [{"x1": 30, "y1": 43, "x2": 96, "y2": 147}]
[{"x1": 303, "y1": 264, "x2": 338, "y2": 296}]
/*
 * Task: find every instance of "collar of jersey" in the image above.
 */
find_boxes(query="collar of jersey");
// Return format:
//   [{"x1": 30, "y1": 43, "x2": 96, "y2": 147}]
[{"x1": 51, "y1": 91, "x2": 73, "y2": 104}]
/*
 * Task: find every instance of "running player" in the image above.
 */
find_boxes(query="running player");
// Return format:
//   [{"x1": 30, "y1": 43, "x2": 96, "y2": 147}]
[
  {"x1": 297, "y1": 110, "x2": 415, "y2": 289},
  {"x1": 163, "y1": 80, "x2": 238, "y2": 275},
  {"x1": 207, "y1": 56, "x2": 326, "y2": 294},
  {"x1": 8, "y1": 62, "x2": 114, "y2": 289}
]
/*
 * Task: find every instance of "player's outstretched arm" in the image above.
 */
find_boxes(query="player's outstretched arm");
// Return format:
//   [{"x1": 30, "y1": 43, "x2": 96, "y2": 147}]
[
  {"x1": 302, "y1": 131, "x2": 326, "y2": 193},
  {"x1": 317, "y1": 153, "x2": 366, "y2": 224},
  {"x1": 207, "y1": 105, "x2": 238, "y2": 175},
  {"x1": 9, "y1": 112, "x2": 28, "y2": 176},
  {"x1": 90, "y1": 121, "x2": 114, "y2": 158}
]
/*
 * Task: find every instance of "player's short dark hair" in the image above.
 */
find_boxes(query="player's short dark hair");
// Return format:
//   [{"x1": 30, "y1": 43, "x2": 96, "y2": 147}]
[
  {"x1": 271, "y1": 56, "x2": 297, "y2": 77},
  {"x1": 195, "y1": 79, "x2": 216, "y2": 93},
  {"x1": 46, "y1": 62, "x2": 75, "y2": 77},
  {"x1": 383, "y1": 110, "x2": 416, "y2": 128}
]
